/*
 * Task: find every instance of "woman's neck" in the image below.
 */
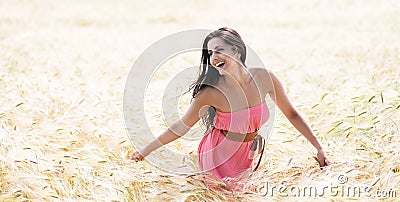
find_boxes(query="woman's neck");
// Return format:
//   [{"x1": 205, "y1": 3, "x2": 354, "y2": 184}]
[{"x1": 223, "y1": 63, "x2": 252, "y2": 88}]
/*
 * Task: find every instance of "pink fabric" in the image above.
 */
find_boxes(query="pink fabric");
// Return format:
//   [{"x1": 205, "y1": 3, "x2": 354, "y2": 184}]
[{"x1": 197, "y1": 101, "x2": 269, "y2": 187}]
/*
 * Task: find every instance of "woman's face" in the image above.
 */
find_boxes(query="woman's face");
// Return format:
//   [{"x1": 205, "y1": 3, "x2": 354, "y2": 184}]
[{"x1": 207, "y1": 37, "x2": 241, "y2": 75}]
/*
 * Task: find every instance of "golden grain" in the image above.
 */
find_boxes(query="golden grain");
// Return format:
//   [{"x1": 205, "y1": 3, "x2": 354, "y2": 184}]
[{"x1": 1, "y1": 0, "x2": 399, "y2": 201}]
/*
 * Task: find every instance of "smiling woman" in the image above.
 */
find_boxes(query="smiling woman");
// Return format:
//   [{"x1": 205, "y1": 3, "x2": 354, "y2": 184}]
[
  {"x1": 208, "y1": 37, "x2": 239, "y2": 73},
  {"x1": 130, "y1": 27, "x2": 331, "y2": 190}
]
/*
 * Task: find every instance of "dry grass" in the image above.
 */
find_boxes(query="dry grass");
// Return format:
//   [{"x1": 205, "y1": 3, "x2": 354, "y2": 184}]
[{"x1": 1, "y1": 0, "x2": 399, "y2": 201}]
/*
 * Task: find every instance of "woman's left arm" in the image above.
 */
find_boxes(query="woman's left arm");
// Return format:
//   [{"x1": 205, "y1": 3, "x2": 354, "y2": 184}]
[{"x1": 267, "y1": 70, "x2": 331, "y2": 168}]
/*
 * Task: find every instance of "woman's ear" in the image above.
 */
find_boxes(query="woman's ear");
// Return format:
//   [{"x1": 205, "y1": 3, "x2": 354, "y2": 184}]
[
  {"x1": 236, "y1": 52, "x2": 241, "y2": 61},
  {"x1": 231, "y1": 46, "x2": 241, "y2": 62}
]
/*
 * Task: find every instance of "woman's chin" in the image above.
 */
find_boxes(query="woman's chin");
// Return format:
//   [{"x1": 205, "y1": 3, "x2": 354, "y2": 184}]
[{"x1": 217, "y1": 68, "x2": 229, "y2": 76}]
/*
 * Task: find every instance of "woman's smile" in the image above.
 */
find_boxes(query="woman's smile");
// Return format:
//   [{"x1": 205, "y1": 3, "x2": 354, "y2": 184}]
[{"x1": 216, "y1": 61, "x2": 225, "y2": 68}]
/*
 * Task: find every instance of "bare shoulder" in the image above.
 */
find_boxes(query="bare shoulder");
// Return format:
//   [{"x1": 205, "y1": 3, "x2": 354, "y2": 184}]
[
  {"x1": 190, "y1": 85, "x2": 224, "y2": 117},
  {"x1": 248, "y1": 67, "x2": 271, "y2": 77},
  {"x1": 248, "y1": 67, "x2": 274, "y2": 92},
  {"x1": 192, "y1": 85, "x2": 221, "y2": 105}
]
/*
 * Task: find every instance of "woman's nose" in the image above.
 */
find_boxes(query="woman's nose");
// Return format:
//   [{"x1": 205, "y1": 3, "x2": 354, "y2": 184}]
[{"x1": 210, "y1": 52, "x2": 218, "y2": 61}]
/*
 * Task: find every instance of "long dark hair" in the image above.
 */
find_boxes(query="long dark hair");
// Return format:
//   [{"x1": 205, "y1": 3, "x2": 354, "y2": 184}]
[{"x1": 188, "y1": 27, "x2": 247, "y2": 131}]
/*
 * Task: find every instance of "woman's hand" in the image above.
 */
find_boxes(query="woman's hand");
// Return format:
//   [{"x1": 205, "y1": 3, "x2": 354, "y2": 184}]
[
  {"x1": 130, "y1": 151, "x2": 145, "y2": 162},
  {"x1": 316, "y1": 149, "x2": 331, "y2": 168}
]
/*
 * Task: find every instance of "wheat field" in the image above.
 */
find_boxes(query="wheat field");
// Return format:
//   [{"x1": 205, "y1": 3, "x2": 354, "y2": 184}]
[{"x1": 1, "y1": 0, "x2": 399, "y2": 201}]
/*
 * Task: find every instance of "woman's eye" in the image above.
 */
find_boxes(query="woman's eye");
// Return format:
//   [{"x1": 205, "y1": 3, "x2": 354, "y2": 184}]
[{"x1": 208, "y1": 49, "x2": 224, "y2": 56}]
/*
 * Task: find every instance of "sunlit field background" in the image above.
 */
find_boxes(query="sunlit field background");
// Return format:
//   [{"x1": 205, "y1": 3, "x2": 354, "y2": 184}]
[{"x1": 1, "y1": 0, "x2": 399, "y2": 201}]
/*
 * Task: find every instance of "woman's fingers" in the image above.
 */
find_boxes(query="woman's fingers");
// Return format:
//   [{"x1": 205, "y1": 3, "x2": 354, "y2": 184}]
[
  {"x1": 324, "y1": 158, "x2": 332, "y2": 166},
  {"x1": 318, "y1": 158, "x2": 326, "y2": 167},
  {"x1": 130, "y1": 151, "x2": 144, "y2": 162},
  {"x1": 315, "y1": 150, "x2": 332, "y2": 169},
  {"x1": 314, "y1": 156, "x2": 324, "y2": 167}
]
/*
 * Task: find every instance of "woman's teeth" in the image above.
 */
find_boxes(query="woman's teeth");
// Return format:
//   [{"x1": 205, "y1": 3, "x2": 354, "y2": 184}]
[{"x1": 216, "y1": 62, "x2": 225, "y2": 67}]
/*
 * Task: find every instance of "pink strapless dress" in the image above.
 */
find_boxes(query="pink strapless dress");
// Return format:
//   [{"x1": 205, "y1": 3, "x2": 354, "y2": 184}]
[{"x1": 197, "y1": 101, "x2": 270, "y2": 187}]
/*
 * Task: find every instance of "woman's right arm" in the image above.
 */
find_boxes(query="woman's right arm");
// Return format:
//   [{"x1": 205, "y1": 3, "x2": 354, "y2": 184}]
[{"x1": 130, "y1": 88, "x2": 214, "y2": 162}]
